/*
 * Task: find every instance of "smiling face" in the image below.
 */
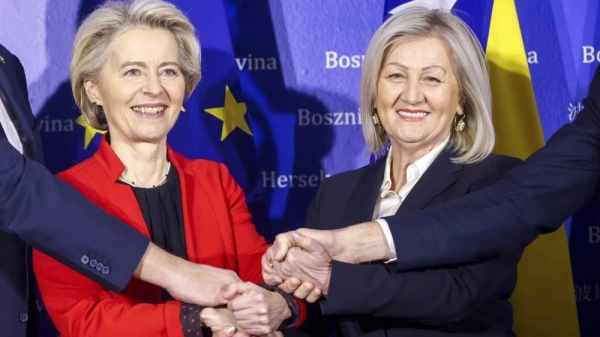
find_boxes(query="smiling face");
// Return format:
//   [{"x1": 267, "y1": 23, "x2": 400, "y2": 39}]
[
  {"x1": 376, "y1": 36, "x2": 462, "y2": 152},
  {"x1": 84, "y1": 27, "x2": 185, "y2": 145}
]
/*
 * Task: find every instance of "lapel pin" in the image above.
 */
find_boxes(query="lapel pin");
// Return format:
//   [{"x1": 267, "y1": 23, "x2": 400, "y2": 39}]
[{"x1": 0, "y1": 54, "x2": 4, "y2": 64}]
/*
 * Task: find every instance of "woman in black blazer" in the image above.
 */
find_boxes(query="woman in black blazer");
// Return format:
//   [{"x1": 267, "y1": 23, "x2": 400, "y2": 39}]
[{"x1": 265, "y1": 6, "x2": 522, "y2": 337}]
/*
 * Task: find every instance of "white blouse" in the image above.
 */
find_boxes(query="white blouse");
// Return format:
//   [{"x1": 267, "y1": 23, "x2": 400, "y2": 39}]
[{"x1": 374, "y1": 138, "x2": 449, "y2": 262}]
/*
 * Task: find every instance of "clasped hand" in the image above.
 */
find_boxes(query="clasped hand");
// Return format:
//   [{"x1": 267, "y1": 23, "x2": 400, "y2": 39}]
[
  {"x1": 202, "y1": 280, "x2": 299, "y2": 337},
  {"x1": 196, "y1": 282, "x2": 293, "y2": 337},
  {"x1": 168, "y1": 229, "x2": 338, "y2": 336},
  {"x1": 261, "y1": 230, "x2": 333, "y2": 303},
  {"x1": 168, "y1": 263, "x2": 290, "y2": 336}
]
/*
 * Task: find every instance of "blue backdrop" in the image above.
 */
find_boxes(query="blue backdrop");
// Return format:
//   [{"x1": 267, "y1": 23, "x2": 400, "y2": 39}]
[{"x1": 0, "y1": 0, "x2": 599, "y2": 335}]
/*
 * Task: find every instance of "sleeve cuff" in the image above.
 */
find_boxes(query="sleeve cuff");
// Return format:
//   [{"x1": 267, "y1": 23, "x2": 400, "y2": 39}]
[
  {"x1": 180, "y1": 302, "x2": 208, "y2": 337},
  {"x1": 375, "y1": 219, "x2": 397, "y2": 263},
  {"x1": 258, "y1": 283, "x2": 304, "y2": 329}
]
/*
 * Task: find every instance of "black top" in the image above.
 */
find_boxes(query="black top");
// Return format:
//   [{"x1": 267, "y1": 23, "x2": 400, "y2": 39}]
[
  {"x1": 120, "y1": 164, "x2": 301, "y2": 336},
  {"x1": 123, "y1": 166, "x2": 186, "y2": 302}
]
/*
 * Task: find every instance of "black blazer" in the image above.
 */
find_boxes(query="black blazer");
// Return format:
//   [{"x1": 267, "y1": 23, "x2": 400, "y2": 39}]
[
  {"x1": 0, "y1": 44, "x2": 149, "y2": 337},
  {"x1": 302, "y1": 149, "x2": 522, "y2": 337},
  {"x1": 384, "y1": 66, "x2": 600, "y2": 271}
]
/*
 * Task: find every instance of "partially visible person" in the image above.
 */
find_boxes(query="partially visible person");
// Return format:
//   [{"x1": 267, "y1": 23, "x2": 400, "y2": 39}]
[
  {"x1": 0, "y1": 40, "x2": 239, "y2": 337},
  {"x1": 32, "y1": 1, "x2": 303, "y2": 336},
  {"x1": 264, "y1": 6, "x2": 523, "y2": 337}
]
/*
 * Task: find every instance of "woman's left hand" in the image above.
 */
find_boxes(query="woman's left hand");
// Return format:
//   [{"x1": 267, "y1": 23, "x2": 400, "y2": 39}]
[{"x1": 223, "y1": 282, "x2": 291, "y2": 335}]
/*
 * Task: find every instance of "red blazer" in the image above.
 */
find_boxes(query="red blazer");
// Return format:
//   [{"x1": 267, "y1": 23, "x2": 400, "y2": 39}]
[{"x1": 33, "y1": 137, "x2": 273, "y2": 337}]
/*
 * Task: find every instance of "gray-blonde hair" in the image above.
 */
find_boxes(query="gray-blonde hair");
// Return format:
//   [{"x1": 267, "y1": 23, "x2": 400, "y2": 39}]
[
  {"x1": 71, "y1": 0, "x2": 201, "y2": 130},
  {"x1": 360, "y1": 6, "x2": 494, "y2": 164}
]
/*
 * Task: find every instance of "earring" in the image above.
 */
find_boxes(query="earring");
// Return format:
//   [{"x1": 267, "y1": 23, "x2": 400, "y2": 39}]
[
  {"x1": 372, "y1": 108, "x2": 381, "y2": 126},
  {"x1": 454, "y1": 114, "x2": 466, "y2": 132}
]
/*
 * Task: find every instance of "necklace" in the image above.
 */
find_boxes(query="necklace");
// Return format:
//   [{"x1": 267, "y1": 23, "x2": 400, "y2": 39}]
[{"x1": 119, "y1": 162, "x2": 171, "y2": 188}]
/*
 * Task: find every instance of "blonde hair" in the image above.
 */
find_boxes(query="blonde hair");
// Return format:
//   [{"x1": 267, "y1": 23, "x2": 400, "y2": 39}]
[
  {"x1": 360, "y1": 6, "x2": 494, "y2": 164},
  {"x1": 70, "y1": 0, "x2": 201, "y2": 130}
]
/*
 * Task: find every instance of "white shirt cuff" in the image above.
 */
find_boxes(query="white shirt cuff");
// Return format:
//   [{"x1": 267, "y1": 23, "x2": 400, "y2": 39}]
[{"x1": 376, "y1": 219, "x2": 397, "y2": 263}]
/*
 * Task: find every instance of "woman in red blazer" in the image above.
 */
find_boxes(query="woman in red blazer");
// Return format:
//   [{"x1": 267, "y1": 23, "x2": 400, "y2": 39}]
[{"x1": 32, "y1": 1, "x2": 303, "y2": 336}]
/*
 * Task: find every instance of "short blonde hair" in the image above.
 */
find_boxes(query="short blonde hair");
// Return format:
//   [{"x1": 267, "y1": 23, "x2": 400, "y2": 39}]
[
  {"x1": 360, "y1": 6, "x2": 494, "y2": 164},
  {"x1": 71, "y1": 0, "x2": 201, "y2": 130}
]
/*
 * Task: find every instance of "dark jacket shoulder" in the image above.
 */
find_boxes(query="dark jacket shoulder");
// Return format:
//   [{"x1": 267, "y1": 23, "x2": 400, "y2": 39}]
[
  {"x1": 320, "y1": 152, "x2": 521, "y2": 192},
  {"x1": 318, "y1": 156, "x2": 386, "y2": 192},
  {"x1": 461, "y1": 154, "x2": 523, "y2": 191}
]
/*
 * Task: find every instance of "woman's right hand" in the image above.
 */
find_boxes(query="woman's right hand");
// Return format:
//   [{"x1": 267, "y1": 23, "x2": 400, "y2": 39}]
[{"x1": 201, "y1": 307, "x2": 248, "y2": 337}]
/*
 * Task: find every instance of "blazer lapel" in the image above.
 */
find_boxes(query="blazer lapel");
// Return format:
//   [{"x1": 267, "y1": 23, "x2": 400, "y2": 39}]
[
  {"x1": 167, "y1": 152, "x2": 200, "y2": 263},
  {"x1": 0, "y1": 60, "x2": 33, "y2": 116},
  {"x1": 103, "y1": 182, "x2": 149, "y2": 235},
  {"x1": 0, "y1": 67, "x2": 33, "y2": 133},
  {"x1": 92, "y1": 136, "x2": 149, "y2": 236},
  {"x1": 0, "y1": 66, "x2": 35, "y2": 158},
  {"x1": 398, "y1": 148, "x2": 463, "y2": 213},
  {"x1": 0, "y1": 66, "x2": 16, "y2": 102},
  {"x1": 169, "y1": 152, "x2": 237, "y2": 270},
  {"x1": 341, "y1": 156, "x2": 387, "y2": 225}
]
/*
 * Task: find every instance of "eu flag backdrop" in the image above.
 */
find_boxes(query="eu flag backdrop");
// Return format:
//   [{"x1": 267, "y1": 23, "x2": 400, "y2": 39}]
[
  {"x1": 384, "y1": 1, "x2": 579, "y2": 336},
  {"x1": 167, "y1": 0, "x2": 272, "y2": 239}
]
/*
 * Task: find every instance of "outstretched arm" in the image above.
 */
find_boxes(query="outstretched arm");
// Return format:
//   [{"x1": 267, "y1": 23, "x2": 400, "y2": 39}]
[{"x1": 1, "y1": 140, "x2": 238, "y2": 305}]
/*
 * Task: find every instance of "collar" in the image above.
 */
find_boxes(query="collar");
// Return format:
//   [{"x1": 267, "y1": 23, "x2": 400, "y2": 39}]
[
  {"x1": 93, "y1": 134, "x2": 179, "y2": 183},
  {"x1": 380, "y1": 137, "x2": 449, "y2": 198}
]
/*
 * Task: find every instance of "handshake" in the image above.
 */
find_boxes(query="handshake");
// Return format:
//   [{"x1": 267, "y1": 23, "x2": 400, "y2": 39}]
[
  {"x1": 199, "y1": 229, "x2": 338, "y2": 337},
  {"x1": 166, "y1": 224, "x2": 392, "y2": 337},
  {"x1": 261, "y1": 229, "x2": 338, "y2": 302},
  {"x1": 261, "y1": 224, "x2": 395, "y2": 300}
]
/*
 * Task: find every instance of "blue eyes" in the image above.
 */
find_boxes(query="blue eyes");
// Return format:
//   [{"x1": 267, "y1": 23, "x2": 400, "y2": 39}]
[
  {"x1": 124, "y1": 69, "x2": 141, "y2": 76},
  {"x1": 163, "y1": 69, "x2": 178, "y2": 77},
  {"x1": 123, "y1": 69, "x2": 179, "y2": 77}
]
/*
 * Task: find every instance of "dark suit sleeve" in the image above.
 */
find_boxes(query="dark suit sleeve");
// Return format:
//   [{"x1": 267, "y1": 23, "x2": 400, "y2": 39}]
[
  {"x1": 304, "y1": 179, "x2": 325, "y2": 229},
  {"x1": 387, "y1": 66, "x2": 600, "y2": 270},
  {"x1": 320, "y1": 157, "x2": 522, "y2": 324},
  {"x1": 0, "y1": 139, "x2": 149, "y2": 291},
  {"x1": 321, "y1": 253, "x2": 519, "y2": 324},
  {"x1": 294, "y1": 179, "x2": 337, "y2": 337}
]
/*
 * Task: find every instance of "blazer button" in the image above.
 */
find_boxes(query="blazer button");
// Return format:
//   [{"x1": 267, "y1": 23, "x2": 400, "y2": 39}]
[
  {"x1": 102, "y1": 266, "x2": 110, "y2": 274},
  {"x1": 89, "y1": 259, "x2": 97, "y2": 267},
  {"x1": 81, "y1": 255, "x2": 89, "y2": 264},
  {"x1": 96, "y1": 263, "x2": 104, "y2": 271},
  {"x1": 18, "y1": 312, "x2": 28, "y2": 323}
]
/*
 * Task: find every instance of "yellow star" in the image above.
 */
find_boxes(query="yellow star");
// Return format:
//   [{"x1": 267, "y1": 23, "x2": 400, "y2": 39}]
[
  {"x1": 76, "y1": 115, "x2": 106, "y2": 149},
  {"x1": 205, "y1": 86, "x2": 253, "y2": 141}
]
